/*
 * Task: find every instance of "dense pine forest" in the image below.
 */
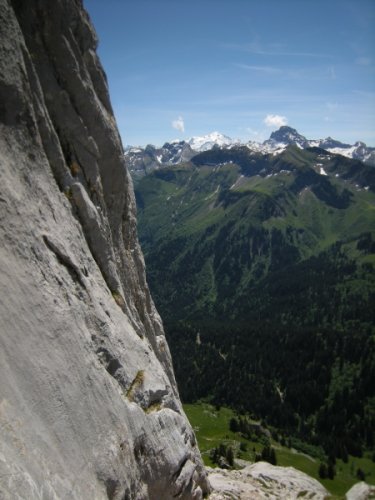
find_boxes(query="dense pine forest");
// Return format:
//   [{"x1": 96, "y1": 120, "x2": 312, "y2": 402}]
[{"x1": 165, "y1": 243, "x2": 375, "y2": 460}]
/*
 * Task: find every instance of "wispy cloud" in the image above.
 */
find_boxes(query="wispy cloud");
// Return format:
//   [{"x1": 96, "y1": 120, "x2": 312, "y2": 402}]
[
  {"x1": 172, "y1": 116, "x2": 185, "y2": 132},
  {"x1": 264, "y1": 114, "x2": 288, "y2": 127},
  {"x1": 329, "y1": 66, "x2": 336, "y2": 80},
  {"x1": 323, "y1": 102, "x2": 338, "y2": 123},
  {"x1": 326, "y1": 102, "x2": 338, "y2": 111},
  {"x1": 245, "y1": 127, "x2": 267, "y2": 142},
  {"x1": 236, "y1": 63, "x2": 340, "y2": 82},
  {"x1": 222, "y1": 41, "x2": 332, "y2": 59},
  {"x1": 235, "y1": 63, "x2": 281, "y2": 74},
  {"x1": 356, "y1": 56, "x2": 372, "y2": 66},
  {"x1": 352, "y1": 89, "x2": 375, "y2": 99},
  {"x1": 189, "y1": 90, "x2": 326, "y2": 109}
]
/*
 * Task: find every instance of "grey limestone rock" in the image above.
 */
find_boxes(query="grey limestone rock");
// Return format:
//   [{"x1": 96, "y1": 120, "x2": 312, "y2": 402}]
[
  {"x1": 207, "y1": 461, "x2": 329, "y2": 499},
  {"x1": 0, "y1": 0, "x2": 210, "y2": 498},
  {"x1": 346, "y1": 481, "x2": 375, "y2": 500}
]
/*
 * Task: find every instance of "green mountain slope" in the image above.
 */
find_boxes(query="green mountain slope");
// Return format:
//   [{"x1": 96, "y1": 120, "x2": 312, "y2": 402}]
[{"x1": 135, "y1": 146, "x2": 375, "y2": 460}]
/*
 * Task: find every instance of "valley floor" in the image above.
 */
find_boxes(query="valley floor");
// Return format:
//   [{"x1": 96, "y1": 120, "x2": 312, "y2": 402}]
[{"x1": 184, "y1": 403, "x2": 375, "y2": 498}]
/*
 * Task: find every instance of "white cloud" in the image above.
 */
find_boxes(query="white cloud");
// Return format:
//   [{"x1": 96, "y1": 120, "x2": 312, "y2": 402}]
[
  {"x1": 172, "y1": 116, "x2": 185, "y2": 132},
  {"x1": 263, "y1": 114, "x2": 288, "y2": 128}
]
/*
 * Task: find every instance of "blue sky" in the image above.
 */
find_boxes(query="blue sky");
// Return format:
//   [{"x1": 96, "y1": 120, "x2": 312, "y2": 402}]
[{"x1": 84, "y1": 0, "x2": 374, "y2": 147}]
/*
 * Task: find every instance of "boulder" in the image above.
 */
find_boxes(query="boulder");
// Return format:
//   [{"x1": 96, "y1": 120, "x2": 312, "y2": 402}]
[
  {"x1": 207, "y1": 461, "x2": 329, "y2": 499},
  {"x1": 346, "y1": 481, "x2": 375, "y2": 500}
]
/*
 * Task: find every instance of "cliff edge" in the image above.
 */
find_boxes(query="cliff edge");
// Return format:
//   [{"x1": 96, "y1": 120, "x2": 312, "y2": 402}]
[{"x1": 0, "y1": 0, "x2": 209, "y2": 498}]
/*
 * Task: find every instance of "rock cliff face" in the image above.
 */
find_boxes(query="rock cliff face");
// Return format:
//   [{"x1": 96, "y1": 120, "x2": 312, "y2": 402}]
[{"x1": 0, "y1": 0, "x2": 209, "y2": 498}]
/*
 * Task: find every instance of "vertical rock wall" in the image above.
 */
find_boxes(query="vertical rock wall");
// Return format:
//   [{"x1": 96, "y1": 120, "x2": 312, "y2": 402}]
[{"x1": 0, "y1": 0, "x2": 210, "y2": 498}]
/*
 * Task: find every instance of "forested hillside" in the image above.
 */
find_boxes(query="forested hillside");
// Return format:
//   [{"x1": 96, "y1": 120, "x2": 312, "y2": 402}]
[{"x1": 135, "y1": 145, "x2": 375, "y2": 460}]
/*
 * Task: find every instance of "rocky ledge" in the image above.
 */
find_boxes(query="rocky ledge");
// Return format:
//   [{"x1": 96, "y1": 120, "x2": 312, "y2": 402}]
[
  {"x1": 207, "y1": 462, "x2": 329, "y2": 499},
  {"x1": 207, "y1": 462, "x2": 375, "y2": 499}
]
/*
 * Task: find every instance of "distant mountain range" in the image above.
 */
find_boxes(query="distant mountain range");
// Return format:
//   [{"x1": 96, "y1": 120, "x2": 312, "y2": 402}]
[{"x1": 125, "y1": 126, "x2": 375, "y2": 179}]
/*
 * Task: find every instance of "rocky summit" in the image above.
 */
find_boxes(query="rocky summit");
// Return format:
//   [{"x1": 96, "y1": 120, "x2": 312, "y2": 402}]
[{"x1": 0, "y1": 0, "x2": 210, "y2": 498}]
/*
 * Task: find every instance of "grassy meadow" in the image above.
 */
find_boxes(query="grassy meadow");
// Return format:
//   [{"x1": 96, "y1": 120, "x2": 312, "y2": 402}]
[{"x1": 184, "y1": 402, "x2": 375, "y2": 498}]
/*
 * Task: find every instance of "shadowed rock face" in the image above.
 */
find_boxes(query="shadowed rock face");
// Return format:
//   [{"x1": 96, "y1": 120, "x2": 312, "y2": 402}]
[{"x1": 0, "y1": 0, "x2": 209, "y2": 498}]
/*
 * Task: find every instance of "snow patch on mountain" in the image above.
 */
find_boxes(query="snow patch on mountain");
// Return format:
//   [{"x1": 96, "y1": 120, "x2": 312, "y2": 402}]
[
  {"x1": 188, "y1": 132, "x2": 238, "y2": 152},
  {"x1": 246, "y1": 141, "x2": 287, "y2": 155},
  {"x1": 125, "y1": 127, "x2": 375, "y2": 180}
]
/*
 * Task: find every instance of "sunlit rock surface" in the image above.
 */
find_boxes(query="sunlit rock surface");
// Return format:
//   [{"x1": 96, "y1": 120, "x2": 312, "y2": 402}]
[
  {"x1": 0, "y1": 0, "x2": 209, "y2": 498},
  {"x1": 207, "y1": 462, "x2": 329, "y2": 499},
  {"x1": 346, "y1": 481, "x2": 375, "y2": 500}
]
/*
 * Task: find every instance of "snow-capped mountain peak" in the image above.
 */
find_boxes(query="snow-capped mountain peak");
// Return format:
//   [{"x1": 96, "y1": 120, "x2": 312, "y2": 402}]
[
  {"x1": 125, "y1": 127, "x2": 375, "y2": 180},
  {"x1": 188, "y1": 131, "x2": 237, "y2": 152}
]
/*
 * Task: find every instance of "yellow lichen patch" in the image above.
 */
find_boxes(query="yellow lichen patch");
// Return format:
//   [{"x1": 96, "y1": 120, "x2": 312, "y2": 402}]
[
  {"x1": 145, "y1": 401, "x2": 162, "y2": 414},
  {"x1": 126, "y1": 370, "x2": 145, "y2": 401},
  {"x1": 111, "y1": 290, "x2": 125, "y2": 309}
]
